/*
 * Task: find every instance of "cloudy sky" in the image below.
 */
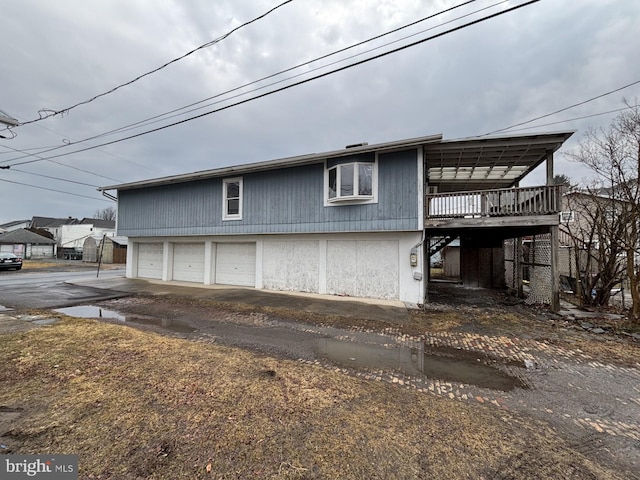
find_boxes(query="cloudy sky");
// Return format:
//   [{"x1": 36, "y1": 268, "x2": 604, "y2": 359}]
[{"x1": 1, "y1": 0, "x2": 639, "y2": 225}]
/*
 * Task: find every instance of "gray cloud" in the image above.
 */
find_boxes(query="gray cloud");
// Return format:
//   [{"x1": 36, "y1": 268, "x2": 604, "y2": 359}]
[{"x1": 1, "y1": 0, "x2": 639, "y2": 224}]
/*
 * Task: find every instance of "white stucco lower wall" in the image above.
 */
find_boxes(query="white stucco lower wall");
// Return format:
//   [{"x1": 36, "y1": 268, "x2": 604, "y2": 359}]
[{"x1": 126, "y1": 231, "x2": 425, "y2": 304}]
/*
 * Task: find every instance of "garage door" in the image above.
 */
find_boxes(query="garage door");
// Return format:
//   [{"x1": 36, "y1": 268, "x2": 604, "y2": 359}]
[
  {"x1": 215, "y1": 243, "x2": 256, "y2": 286},
  {"x1": 173, "y1": 243, "x2": 205, "y2": 283},
  {"x1": 137, "y1": 243, "x2": 163, "y2": 279},
  {"x1": 326, "y1": 240, "x2": 399, "y2": 299},
  {"x1": 262, "y1": 240, "x2": 319, "y2": 293},
  {"x1": 31, "y1": 245, "x2": 54, "y2": 259}
]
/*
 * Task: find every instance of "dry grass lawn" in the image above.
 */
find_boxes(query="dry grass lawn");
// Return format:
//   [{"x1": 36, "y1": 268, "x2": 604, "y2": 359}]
[{"x1": 0, "y1": 316, "x2": 624, "y2": 479}]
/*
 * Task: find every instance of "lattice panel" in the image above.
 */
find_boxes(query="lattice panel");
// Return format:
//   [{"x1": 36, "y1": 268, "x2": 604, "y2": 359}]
[
  {"x1": 504, "y1": 239, "x2": 515, "y2": 289},
  {"x1": 525, "y1": 234, "x2": 552, "y2": 305}
]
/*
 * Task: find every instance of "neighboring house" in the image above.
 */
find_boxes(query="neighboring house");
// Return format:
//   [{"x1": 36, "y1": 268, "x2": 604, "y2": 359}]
[
  {"x1": 29, "y1": 216, "x2": 116, "y2": 259},
  {"x1": 0, "y1": 228, "x2": 57, "y2": 259},
  {"x1": 0, "y1": 220, "x2": 31, "y2": 232},
  {"x1": 100, "y1": 132, "x2": 573, "y2": 307},
  {"x1": 558, "y1": 189, "x2": 638, "y2": 291}
]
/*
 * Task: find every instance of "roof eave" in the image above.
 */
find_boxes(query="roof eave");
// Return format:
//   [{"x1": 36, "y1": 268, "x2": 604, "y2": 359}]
[{"x1": 99, "y1": 133, "x2": 443, "y2": 192}]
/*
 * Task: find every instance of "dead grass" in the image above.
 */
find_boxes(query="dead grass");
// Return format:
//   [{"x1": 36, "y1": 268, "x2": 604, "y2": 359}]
[
  {"x1": 0, "y1": 318, "x2": 624, "y2": 479},
  {"x1": 21, "y1": 260, "x2": 60, "y2": 269}
]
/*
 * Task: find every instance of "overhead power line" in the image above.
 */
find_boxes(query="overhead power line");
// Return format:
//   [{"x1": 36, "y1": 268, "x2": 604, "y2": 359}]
[
  {"x1": 0, "y1": 144, "x2": 123, "y2": 182},
  {"x1": 494, "y1": 105, "x2": 639, "y2": 133},
  {"x1": 9, "y1": 168, "x2": 100, "y2": 188},
  {"x1": 74, "y1": 0, "x2": 483, "y2": 141},
  {"x1": 9, "y1": 0, "x2": 296, "y2": 129},
  {"x1": 6, "y1": 0, "x2": 540, "y2": 169},
  {"x1": 3, "y1": 0, "x2": 481, "y2": 163},
  {"x1": 0, "y1": 178, "x2": 111, "y2": 202},
  {"x1": 484, "y1": 78, "x2": 640, "y2": 136}
]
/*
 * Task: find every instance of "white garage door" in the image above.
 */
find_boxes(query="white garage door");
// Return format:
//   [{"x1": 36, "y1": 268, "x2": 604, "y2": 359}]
[
  {"x1": 173, "y1": 243, "x2": 205, "y2": 283},
  {"x1": 137, "y1": 243, "x2": 163, "y2": 279},
  {"x1": 326, "y1": 240, "x2": 399, "y2": 299},
  {"x1": 31, "y1": 245, "x2": 54, "y2": 259},
  {"x1": 216, "y1": 243, "x2": 256, "y2": 286}
]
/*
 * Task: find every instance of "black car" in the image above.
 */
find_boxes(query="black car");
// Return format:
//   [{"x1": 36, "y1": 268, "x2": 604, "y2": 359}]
[{"x1": 0, "y1": 252, "x2": 22, "y2": 270}]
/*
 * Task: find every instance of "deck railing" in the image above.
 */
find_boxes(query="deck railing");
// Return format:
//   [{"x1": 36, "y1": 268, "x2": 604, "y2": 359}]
[{"x1": 425, "y1": 185, "x2": 564, "y2": 219}]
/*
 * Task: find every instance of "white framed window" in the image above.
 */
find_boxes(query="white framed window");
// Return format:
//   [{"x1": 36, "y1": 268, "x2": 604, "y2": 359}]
[
  {"x1": 325, "y1": 160, "x2": 377, "y2": 205},
  {"x1": 559, "y1": 211, "x2": 575, "y2": 223},
  {"x1": 223, "y1": 177, "x2": 243, "y2": 220}
]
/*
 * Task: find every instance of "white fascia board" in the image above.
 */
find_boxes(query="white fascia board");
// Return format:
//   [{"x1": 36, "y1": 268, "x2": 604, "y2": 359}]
[{"x1": 99, "y1": 134, "x2": 443, "y2": 192}]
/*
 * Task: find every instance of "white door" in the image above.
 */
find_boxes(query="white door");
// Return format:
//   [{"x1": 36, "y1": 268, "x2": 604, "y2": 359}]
[
  {"x1": 215, "y1": 243, "x2": 256, "y2": 286},
  {"x1": 137, "y1": 243, "x2": 163, "y2": 279},
  {"x1": 172, "y1": 243, "x2": 205, "y2": 283}
]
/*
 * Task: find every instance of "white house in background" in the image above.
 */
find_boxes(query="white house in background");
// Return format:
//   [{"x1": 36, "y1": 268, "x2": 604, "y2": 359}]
[
  {"x1": 100, "y1": 132, "x2": 572, "y2": 307},
  {"x1": 0, "y1": 220, "x2": 31, "y2": 233},
  {"x1": 29, "y1": 217, "x2": 116, "y2": 258}
]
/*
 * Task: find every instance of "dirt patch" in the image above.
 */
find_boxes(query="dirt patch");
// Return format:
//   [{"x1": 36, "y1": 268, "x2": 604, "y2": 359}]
[{"x1": 0, "y1": 318, "x2": 625, "y2": 479}]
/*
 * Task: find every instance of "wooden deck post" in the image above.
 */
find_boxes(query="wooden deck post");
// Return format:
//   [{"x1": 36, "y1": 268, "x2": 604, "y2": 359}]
[
  {"x1": 550, "y1": 225, "x2": 560, "y2": 312},
  {"x1": 546, "y1": 150, "x2": 554, "y2": 185},
  {"x1": 515, "y1": 237, "x2": 524, "y2": 298}
]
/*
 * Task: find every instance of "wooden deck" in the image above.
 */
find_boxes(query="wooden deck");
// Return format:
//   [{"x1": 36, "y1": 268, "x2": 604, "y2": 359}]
[{"x1": 425, "y1": 185, "x2": 563, "y2": 229}]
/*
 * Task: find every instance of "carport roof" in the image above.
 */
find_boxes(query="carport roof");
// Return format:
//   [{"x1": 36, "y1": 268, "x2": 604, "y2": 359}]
[{"x1": 424, "y1": 131, "x2": 574, "y2": 193}]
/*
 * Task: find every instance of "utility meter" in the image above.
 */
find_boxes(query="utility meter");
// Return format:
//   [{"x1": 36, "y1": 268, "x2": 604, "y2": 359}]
[{"x1": 410, "y1": 248, "x2": 418, "y2": 266}]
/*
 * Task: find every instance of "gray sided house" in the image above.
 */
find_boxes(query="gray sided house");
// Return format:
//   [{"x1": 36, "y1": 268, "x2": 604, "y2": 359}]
[
  {"x1": 0, "y1": 228, "x2": 57, "y2": 259},
  {"x1": 101, "y1": 132, "x2": 573, "y2": 307}
]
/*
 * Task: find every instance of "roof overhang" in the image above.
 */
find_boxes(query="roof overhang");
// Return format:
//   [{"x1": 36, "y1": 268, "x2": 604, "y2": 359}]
[
  {"x1": 100, "y1": 133, "x2": 444, "y2": 192},
  {"x1": 424, "y1": 131, "x2": 574, "y2": 193}
]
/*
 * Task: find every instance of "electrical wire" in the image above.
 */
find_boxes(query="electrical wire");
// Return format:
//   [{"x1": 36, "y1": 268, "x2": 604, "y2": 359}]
[
  {"x1": 483, "y1": 78, "x2": 640, "y2": 136},
  {"x1": 491, "y1": 105, "x2": 638, "y2": 134},
  {"x1": 2, "y1": 0, "x2": 481, "y2": 163},
  {"x1": 0, "y1": 144, "x2": 123, "y2": 182},
  {"x1": 0, "y1": 178, "x2": 111, "y2": 202},
  {"x1": 89, "y1": 0, "x2": 493, "y2": 140},
  {"x1": 8, "y1": 168, "x2": 100, "y2": 188},
  {"x1": 8, "y1": 0, "x2": 296, "y2": 128},
  {"x1": 6, "y1": 0, "x2": 540, "y2": 169},
  {"x1": 69, "y1": 0, "x2": 483, "y2": 140}
]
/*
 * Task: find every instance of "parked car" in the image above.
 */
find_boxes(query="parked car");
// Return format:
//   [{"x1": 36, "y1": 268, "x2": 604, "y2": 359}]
[{"x1": 0, "y1": 252, "x2": 22, "y2": 270}]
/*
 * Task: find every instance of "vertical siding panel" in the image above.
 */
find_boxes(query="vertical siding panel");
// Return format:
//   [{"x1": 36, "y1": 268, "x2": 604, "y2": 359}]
[{"x1": 117, "y1": 149, "x2": 420, "y2": 236}]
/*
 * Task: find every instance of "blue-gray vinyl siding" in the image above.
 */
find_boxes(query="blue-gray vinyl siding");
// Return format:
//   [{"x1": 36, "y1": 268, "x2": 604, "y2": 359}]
[{"x1": 116, "y1": 149, "x2": 420, "y2": 236}]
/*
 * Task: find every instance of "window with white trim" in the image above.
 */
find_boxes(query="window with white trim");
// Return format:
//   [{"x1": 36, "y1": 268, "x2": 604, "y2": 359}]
[
  {"x1": 559, "y1": 211, "x2": 575, "y2": 223},
  {"x1": 223, "y1": 177, "x2": 242, "y2": 220},
  {"x1": 325, "y1": 160, "x2": 377, "y2": 205}
]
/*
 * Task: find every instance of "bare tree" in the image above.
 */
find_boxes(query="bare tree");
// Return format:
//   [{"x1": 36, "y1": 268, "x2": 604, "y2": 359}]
[
  {"x1": 562, "y1": 189, "x2": 627, "y2": 307},
  {"x1": 566, "y1": 102, "x2": 640, "y2": 320},
  {"x1": 94, "y1": 206, "x2": 116, "y2": 221}
]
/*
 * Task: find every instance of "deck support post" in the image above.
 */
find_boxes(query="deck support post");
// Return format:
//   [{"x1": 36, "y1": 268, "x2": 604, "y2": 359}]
[
  {"x1": 546, "y1": 150, "x2": 554, "y2": 185},
  {"x1": 550, "y1": 225, "x2": 560, "y2": 312},
  {"x1": 515, "y1": 237, "x2": 524, "y2": 298}
]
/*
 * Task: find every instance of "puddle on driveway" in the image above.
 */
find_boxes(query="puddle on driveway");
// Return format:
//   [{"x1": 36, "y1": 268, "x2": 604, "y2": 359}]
[
  {"x1": 55, "y1": 305, "x2": 126, "y2": 321},
  {"x1": 54, "y1": 305, "x2": 196, "y2": 334},
  {"x1": 316, "y1": 338, "x2": 525, "y2": 391}
]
